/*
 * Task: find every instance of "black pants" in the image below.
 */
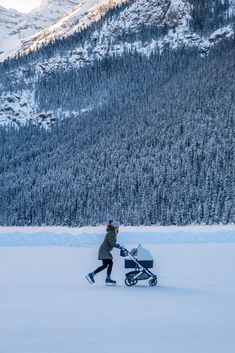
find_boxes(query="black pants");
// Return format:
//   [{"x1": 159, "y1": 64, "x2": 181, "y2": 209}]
[{"x1": 94, "y1": 259, "x2": 113, "y2": 277}]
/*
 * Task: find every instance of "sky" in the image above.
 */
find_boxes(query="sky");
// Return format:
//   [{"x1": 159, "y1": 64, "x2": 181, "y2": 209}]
[{"x1": 0, "y1": 0, "x2": 42, "y2": 12}]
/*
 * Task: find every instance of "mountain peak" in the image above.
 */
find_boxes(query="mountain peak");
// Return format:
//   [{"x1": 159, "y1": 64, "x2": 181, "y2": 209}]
[{"x1": 0, "y1": 0, "x2": 83, "y2": 62}]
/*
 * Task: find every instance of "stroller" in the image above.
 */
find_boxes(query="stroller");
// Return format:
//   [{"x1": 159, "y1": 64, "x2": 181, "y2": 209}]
[{"x1": 121, "y1": 244, "x2": 158, "y2": 287}]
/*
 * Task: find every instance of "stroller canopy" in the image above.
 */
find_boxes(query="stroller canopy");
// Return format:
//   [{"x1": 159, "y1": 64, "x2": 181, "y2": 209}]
[
  {"x1": 130, "y1": 244, "x2": 154, "y2": 261},
  {"x1": 126, "y1": 244, "x2": 154, "y2": 269}
]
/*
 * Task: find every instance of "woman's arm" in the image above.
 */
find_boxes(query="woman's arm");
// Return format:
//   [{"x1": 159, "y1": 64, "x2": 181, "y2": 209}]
[{"x1": 108, "y1": 233, "x2": 120, "y2": 248}]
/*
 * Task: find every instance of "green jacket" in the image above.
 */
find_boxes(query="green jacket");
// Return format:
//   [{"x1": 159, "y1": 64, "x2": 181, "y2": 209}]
[{"x1": 98, "y1": 231, "x2": 120, "y2": 260}]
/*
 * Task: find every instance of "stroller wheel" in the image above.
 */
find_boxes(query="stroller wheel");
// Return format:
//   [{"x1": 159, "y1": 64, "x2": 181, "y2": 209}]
[
  {"x1": 125, "y1": 278, "x2": 137, "y2": 286},
  {"x1": 149, "y1": 278, "x2": 158, "y2": 286}
]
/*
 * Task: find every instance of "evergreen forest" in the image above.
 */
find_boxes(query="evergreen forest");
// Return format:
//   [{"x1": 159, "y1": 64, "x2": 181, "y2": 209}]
[
  {"x1": 0, "y1": 0, "x2": 234, "y2": 226},
  {"x1": 0, "y1": 38, "x2": 234, "y2": 226}
]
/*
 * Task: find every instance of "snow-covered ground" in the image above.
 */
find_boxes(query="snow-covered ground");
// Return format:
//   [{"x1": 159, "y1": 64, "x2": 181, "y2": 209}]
[
  {"x1": 0, "y1": 226, "x2": 235, "y2": 353},
  {"x1": 0, "y1": 225, "x2": 235, "y2": 246}
]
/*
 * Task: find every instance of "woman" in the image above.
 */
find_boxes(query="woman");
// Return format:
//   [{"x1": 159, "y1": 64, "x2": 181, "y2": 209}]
[{"x1": 86, "y1": 220, "x2": 123, "y2": 285}]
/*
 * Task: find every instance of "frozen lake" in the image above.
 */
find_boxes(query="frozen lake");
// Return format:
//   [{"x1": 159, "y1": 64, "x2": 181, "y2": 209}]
[{"x1": 0, "y1": 236, "x2": 235, "y2": 353}]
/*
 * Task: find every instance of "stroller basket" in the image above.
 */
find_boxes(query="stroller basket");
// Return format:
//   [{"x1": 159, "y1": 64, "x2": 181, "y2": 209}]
[{"x1": 126, "y1": 270, "x2": 150, "y2": 280}]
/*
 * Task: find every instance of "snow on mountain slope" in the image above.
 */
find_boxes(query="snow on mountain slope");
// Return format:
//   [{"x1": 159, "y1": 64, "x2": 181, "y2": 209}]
[
  {"x1": 0, "y1": 0, "x2": 82, "y2": 62},
  {"x1": 18, "y1": 0, "x2": 190, "y2": 59},
  {"x1": 1, "y1": 0, "x2": 235, "y2": 64},
  {"x1": 22, "y1": 0, "x2": 129, "y2": 55},
  {"x1": 0, "y1": 90, "x2": 55, "y2": 126},
  {"x1": 0, "y1": 0, "x2": 234, "y2": 127},
  {"x1": 0, "y1": 6, "x2": 24, "y2": 57},
  {"x1": 21, "y1": 0, "x2": 235, "y2": 75}
]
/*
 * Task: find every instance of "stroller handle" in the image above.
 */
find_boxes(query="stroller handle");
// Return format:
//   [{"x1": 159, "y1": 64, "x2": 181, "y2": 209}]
[
  {"x1": 120, "y1": 247, "x2": 137, "y2": 261},
  {"x1": 120, "y1": 247, "x2": 129, "y2": 258}
]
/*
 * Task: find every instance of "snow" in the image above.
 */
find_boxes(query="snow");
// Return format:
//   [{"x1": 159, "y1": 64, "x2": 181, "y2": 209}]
[
  {"x1": 1, "y1": 0, "x2": 234, "y2": 127},
  {"x1": 22, "y1": 0, "x2": 128, "y2": 55},
  {"x1": 1, "y1": 0, "x2": 234, "y2": 65},
  {"x1": 0, "y1": 0, "x2": 83, "y2": 62},
  {"x1": 0, "y1": 226, "x2": 235, "y2": 352},
  {"x1": 0, "y1": 90, "x2": 56, "y2": 127},
  {"x1": 0, "y1": 225, "x2": 235, "y2": 246}
]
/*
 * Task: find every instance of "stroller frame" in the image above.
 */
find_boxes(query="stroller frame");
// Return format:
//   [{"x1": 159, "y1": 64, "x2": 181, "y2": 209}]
[{"x1": 123, "y1": 249, "x2": 158, "y2": 287}]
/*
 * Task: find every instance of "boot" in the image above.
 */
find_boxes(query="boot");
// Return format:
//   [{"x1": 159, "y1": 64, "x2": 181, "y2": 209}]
[
  {"x1": 105, "y1": 276, "x2": 116, "y2": 286},
  {"x1": 86, "y1": 272, "x2": 95, "y2": 284}
]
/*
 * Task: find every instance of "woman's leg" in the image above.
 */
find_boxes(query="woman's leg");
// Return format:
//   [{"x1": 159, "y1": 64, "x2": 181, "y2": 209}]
[
  {"x1": 93, "y1": 260, "x2": 109, "y2": 275},
  {"x1": 106, "y1": 259, "x2": 113, "y2": 277}
]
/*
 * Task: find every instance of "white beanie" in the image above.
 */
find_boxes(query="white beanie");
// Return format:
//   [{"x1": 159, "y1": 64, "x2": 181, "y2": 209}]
[{"x1": 111, "y1": 221, "x2": 120, "y2": 228}]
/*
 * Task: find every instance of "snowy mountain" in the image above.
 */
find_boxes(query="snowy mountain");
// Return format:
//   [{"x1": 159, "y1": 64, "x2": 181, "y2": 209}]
[
  {"x1": 0, "y1": 0, "x2": 82, "y2": 62},
  {"x1": 0, "y1": 0, "x2": 234, "y2": 127},
  {"x1": 0, "y1": 6, "x2": 24, "y2": 59},
  {"x1": 20, "y1": 0, "x2": 129, "y2": 56},
  {"x1": 3, "y1": 0, "x2": 234, "y2": 64},
  {"x1": 0, "y1": 0, "x2": 127, "y2": 62},
  {"x1": 21, "y1": 0, "x2": 235, "y2": 62},
  {"x1": 0, "y1": 1, "x2": 234, "y2": 227}
]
